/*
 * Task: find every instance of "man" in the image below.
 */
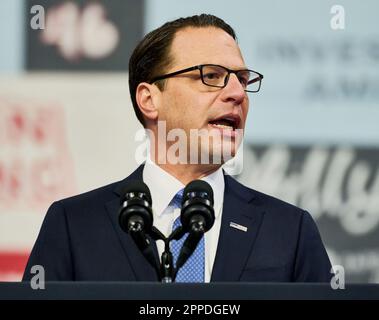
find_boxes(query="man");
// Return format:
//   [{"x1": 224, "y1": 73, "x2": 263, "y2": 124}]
[{"x1": 23, "y1": 14, "x2": 332, "y2": 282}]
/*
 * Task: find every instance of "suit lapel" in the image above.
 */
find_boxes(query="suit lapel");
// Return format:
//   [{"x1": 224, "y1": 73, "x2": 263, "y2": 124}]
[
  {"x1": 211, "y1": 175, "x2": 265, "y2": 281},
  {"x1": 105, "y1": 164, "x2": 160, "y2": 281}
]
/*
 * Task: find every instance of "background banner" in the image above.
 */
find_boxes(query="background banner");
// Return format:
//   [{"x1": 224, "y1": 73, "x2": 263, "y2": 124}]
[{"x1": 26, "y1": 0, "x2": 144, "y2": 71}]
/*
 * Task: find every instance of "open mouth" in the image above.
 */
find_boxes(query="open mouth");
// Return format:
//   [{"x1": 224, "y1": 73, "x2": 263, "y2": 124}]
[{"x1": 208, "y1": 116, "x2": 240, "y2": 131}]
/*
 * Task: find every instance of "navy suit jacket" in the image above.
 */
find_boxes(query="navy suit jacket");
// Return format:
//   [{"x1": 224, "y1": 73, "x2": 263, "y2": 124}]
[{"x1": 23, "y1": 165, "x2": 332, "y2": 282}]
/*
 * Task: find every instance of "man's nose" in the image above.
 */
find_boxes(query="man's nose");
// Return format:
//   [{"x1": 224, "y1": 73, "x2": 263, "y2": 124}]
[{"x1": 221, "y1": 73, "x2": 246, "y2": 104}]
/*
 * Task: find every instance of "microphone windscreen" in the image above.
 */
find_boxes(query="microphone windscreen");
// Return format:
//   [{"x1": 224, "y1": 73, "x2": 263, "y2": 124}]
[
  {"x1": 120, "y1": 180, "x2": 152, "y2": 204},
  {"x1": 183, "y1": 180, "x2": 214, "y2": 206}
]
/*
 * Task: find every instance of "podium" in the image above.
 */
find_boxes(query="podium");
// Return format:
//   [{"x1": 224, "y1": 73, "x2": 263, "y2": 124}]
[{"x1": 1, "y1": 282, "x2": 378, "y2": 300}]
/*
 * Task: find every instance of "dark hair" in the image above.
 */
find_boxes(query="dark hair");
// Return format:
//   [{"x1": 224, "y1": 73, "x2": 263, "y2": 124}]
[{"x1": 128, "y1": 14, "x2": 237, "y2": 126}]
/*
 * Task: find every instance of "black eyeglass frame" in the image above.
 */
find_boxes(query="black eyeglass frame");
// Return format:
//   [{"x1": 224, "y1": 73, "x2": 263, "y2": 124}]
[{"x1": 149, "y1": 64, "x2": 264, "y2": 93}]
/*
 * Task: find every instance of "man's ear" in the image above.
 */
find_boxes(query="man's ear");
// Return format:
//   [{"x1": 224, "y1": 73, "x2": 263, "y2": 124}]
[{"x1": 136, "y1": 82, "x2": 160, "y2": 122}]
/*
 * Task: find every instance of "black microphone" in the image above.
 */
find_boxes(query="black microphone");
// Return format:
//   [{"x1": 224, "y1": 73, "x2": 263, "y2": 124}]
[
  {"x1": 174, "y1": 180, "x2": 215, "y2": 277},
  {"x1": 118, "y1": 180, "x2": 159, "y2": 275},
  {"x1": 180, "y1": 180, "x2": 215, "y2": 233},
  {"x1": 119, "y1": 180, "x2": 153, "y2": 236}
]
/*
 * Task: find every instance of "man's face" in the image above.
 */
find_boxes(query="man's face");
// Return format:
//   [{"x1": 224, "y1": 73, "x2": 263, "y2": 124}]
[{"x1": 156, "y1": 27, "x2": 249, "y2": 165}]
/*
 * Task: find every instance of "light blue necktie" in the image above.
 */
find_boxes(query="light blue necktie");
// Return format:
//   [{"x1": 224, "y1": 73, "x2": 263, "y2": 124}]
[{"x1": 170, "y1": 189, "x2": 205, "y2": 282}]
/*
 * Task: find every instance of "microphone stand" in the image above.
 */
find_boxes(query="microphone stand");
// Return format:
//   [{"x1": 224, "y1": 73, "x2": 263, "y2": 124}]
[
  {"x1": 134, "y1": 224, "x2": 204, "y2": 283},
  {"x1": 149, "y1": 226, "x2": 188, "y2": 283},
  {"x1": 160, "y1": 243, "x2": 174, "y2": 283}
]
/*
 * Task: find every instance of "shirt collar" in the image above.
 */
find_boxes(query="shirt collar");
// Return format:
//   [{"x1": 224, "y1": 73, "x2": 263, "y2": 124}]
[{"x1": 143, "y1": 157, "x2": 224, "y2": 219}]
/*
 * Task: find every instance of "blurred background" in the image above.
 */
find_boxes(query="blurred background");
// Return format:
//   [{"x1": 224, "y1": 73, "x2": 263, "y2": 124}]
[{"x1": 0, "y1": 0, "x2": 378, "y2": 282}]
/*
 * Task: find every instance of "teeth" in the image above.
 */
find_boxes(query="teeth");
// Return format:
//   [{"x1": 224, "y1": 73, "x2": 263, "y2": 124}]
[{"x1": 210, "y1": 123, "x2": 233, "y2": 130}]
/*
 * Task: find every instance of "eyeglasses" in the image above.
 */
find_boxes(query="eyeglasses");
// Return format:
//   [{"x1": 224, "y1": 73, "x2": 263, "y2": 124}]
[{"x1": 149, "y1": 64, "x2": 264, "y2": 93}]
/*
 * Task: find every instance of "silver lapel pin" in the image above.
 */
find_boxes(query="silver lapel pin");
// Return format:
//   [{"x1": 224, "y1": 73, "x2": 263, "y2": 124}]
[{"x1": 230, "y1": 222, "x2": 248, "y2": 232}]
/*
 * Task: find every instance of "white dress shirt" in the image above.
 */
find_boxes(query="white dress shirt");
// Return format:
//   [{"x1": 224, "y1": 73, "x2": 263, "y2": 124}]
[{"x1": 143, "y1": 158, "x2": 224, "y2": 283}]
